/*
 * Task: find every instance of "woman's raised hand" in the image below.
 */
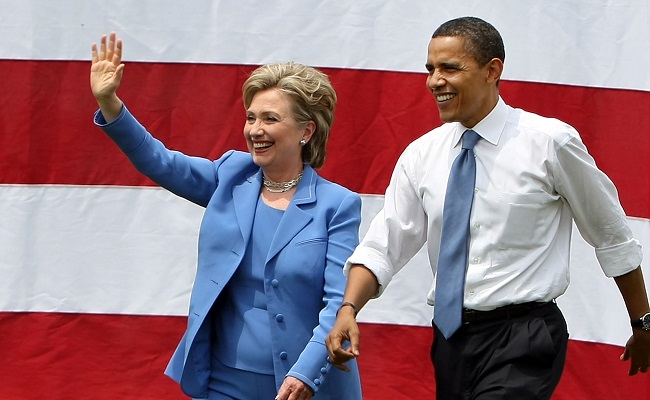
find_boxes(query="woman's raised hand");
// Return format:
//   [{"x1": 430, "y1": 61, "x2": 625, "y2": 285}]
[{"x1": 90, "y1": 32, "x2": 125, "y2": 121}]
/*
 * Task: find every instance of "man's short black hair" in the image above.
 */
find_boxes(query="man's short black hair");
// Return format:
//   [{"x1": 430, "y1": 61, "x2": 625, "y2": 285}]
[{"x1": 432, "y1": 16, "x2": 505, "y2": 66}]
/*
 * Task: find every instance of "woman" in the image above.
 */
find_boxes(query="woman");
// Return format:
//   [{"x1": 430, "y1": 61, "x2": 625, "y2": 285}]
[{"x1": 90, "y1": 32, "x2": 362, "y2": 400}]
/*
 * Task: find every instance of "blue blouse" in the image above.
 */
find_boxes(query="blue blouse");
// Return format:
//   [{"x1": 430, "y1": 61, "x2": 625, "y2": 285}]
[{"x1": 212, "y1": 197, "x2": 284, "y2": 374}]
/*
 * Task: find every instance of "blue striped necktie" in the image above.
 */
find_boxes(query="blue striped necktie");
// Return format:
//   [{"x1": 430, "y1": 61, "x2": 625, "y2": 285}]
[{"x1": 434, "y1": 129, "x2": 481, "y2": 339}]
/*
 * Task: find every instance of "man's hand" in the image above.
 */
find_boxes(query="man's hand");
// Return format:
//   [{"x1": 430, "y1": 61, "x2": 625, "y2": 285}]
[
  {"x1": 325, "y1": 306, "x2": 360, "y2": 371},
  {"x1": 620, "y1": 328, "x2": 650, "y2": 375},
  {"x1": 614, "y1": 267, "x2": 650, "y2": 375}
]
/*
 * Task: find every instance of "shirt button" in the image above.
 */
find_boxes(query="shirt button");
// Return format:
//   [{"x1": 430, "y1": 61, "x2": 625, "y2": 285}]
[
  {"x1": 469, "y1": 290, "x2": 475, "y2": 295},
  {"x1": 271, "y1": 279, "x2": 279, "y2": 287},
  {"x1": 276, "y1": 314, "x2": 284, "y2": 322},
  {"x1": 279, "y1": 351, "x2": 288, "y2": 360},
  {"x1": 473, "y1": 257, "x2": 480, "y2": 264},
  {"x1": 474, "y1": 223, "x2": 480, "y2": 229},
  {"x1": 474, "y1": 188, "x2": 479, "y2": 193}
]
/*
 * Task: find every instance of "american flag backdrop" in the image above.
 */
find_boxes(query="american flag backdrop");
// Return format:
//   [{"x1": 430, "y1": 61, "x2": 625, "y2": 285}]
[{"x1": 1, "y1": 1, "x2": 649, "y2": 398}]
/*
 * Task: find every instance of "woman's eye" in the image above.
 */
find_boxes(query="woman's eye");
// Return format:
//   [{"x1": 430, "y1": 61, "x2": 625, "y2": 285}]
[{"x1": 246, "y1": 115, "x2": 255, "y2": 123}]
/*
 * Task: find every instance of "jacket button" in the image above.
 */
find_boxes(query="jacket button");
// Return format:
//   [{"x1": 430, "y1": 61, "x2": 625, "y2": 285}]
[
  {"x1": 320, "y1": 367, "x2": 327, "y2": 374},
  {"x1": 276, "y1": 314, "x2": 284, "y2": 322},
  {"x1": 314, "y1": 379, "x2": 321, "y2": 386},
  {"x1": 271, "y1": 279, "x2": 279, "y2": 287},
  {"x1": 279, "y1": 352, "x2": 288, "y2": 360}
]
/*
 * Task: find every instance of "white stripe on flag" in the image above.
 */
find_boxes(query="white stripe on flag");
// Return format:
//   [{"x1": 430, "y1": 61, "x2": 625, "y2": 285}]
[
  {"x1": 1, "y1": 0, "x2": 649, "y2": 91},
  {"x1": 2, "y1": 184, "x2": 648, "y2": 347}
]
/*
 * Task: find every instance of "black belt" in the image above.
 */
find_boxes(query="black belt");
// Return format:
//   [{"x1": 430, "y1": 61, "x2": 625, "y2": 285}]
[{"x1": 462, "y1": 302, "x2": 550, "y2": 324}]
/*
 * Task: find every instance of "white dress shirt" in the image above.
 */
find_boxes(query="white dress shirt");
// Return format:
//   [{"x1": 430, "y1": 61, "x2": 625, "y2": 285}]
[{"x1": 346, "y1": 97, "x2": 643, "y2": 311}]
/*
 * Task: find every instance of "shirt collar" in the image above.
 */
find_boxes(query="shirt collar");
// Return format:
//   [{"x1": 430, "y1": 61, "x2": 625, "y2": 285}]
[{"x1": 452, "y1": 96, "x2": 507, "y2": 147}]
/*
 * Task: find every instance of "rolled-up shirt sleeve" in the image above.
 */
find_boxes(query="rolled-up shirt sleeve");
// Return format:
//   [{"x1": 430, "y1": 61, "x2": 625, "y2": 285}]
[
  {"x1": 345, "y1": 145, "x2": 429, "y2": 297},
  {"x1": 553, "y1": 128, "x2": 643, "y2": 277}
]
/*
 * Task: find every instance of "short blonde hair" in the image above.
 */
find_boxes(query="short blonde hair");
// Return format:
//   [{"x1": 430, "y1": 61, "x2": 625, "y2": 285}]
[{"x1": 242, "y1": 62, "x2": 337, "y2": 169}]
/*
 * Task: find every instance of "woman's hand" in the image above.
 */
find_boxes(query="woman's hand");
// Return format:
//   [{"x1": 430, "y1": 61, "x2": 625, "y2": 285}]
[
  {"x1": 90, "y1": 32, "x2": 125, "y2": 122},
  {"x1": 276, "y1": 376, "x2": 313, "y2": 400}
]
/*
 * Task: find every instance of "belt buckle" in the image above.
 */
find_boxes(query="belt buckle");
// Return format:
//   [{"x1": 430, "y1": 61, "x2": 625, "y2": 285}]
[{"x1": 462, "y1": 309, "x2": 479, "y2": 324}]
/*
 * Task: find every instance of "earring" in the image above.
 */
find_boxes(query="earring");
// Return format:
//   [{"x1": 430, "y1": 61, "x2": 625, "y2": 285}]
[{"x1": 300, "y1": 139, "x2": 307, "y2": 146}]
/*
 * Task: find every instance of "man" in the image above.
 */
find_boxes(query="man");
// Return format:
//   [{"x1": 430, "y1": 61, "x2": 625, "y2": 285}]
[{"x1": 325, "y1": 16, "x2": 650, "y2": 399}]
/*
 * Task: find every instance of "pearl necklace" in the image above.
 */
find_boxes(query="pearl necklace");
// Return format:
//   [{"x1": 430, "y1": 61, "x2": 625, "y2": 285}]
[{"x1": 263, "y1": 172, "x2": 304, "y2": 193}]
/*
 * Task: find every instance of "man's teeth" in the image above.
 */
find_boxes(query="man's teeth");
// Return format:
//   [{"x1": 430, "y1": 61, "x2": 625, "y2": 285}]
[{"x1": 436, "y1": 94, "x2": 455, "y2": 102}]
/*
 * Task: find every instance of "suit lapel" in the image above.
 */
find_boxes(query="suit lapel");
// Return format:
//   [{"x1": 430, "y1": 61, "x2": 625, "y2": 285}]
[
  {"x1": 266, "y1": 166, "x2": 317, "y2": 263},
  {"x1": 233, "y1": 169, "x2": 263, "y2": 245}
]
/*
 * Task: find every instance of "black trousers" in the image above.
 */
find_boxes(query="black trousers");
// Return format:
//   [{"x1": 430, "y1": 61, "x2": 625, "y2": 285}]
[{"x1": 431, "y1": 302, "x2": 568, "y2": 400}]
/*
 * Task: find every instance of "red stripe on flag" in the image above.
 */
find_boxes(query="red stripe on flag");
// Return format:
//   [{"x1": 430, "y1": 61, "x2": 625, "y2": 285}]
[
  {"x1": 1, "y1": 59, "x2": 648, "y2": 218},
  {"x1": 0, "y1": 60, "x2": 650, "y2": 218},
  {"x1": 2, "y1": 312, "x2": 648, "y2": 399},
  {"x1": 359, "y1": 323, "x2": 650, "y2": 399},
  {"x1": 555, "y1": 340, "x2": 650, "y2": 399},
  {"x1": 0, "y1": 312, "x2": 186, "y2": 399}
]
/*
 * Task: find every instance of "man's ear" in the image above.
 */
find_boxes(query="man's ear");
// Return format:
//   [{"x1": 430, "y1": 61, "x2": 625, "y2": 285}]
[{"x1": 485, "y1": 58, "x2": 504, "y2": 84}]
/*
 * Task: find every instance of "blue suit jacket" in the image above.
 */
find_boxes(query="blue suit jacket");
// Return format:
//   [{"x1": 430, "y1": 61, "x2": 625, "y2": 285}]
[{"x1": 96, "y1": 107, "x2": 363, "y2": 399}]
